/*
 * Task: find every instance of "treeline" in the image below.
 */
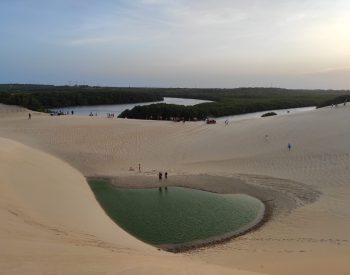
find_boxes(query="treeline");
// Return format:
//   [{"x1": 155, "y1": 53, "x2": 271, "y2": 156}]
[
  {"x1": 0, "y1": 84, "x2": 163, "y2": 111},
  {"x1": 153, "y1": 87, "x2": 348, "y2": 101},
  {"x1": 119, "y1": 89, "x2": 350, "y2": 120},
  {"x1": 119, "y1": 104, "x2": 208, "y2": 120}
]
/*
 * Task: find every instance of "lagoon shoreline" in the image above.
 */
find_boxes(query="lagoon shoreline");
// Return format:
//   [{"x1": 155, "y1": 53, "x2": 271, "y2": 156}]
[
  {"x1": 87, "y1": 173, "x2": 319, "y2": 253},
  {"x1": 88, "y1": 176, "x2": 269, "y2": 253}
]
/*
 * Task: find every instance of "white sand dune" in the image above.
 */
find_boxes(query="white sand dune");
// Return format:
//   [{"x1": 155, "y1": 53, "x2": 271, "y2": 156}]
[
  {"x1": 1, "y1": 104, "x2": 350, "y2": 274},
  {"x1": 0, "y1": 137, "x2": 262, "y2": 275}
]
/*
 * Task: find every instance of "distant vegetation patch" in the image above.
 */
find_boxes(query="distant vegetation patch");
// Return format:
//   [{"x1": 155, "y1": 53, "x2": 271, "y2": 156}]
[
  {"x1": 120, "y1": 103, "x2": 207, "y2": 121},
  {"x1": 261, "y1": 112, "x2": 277, "y2": 117}
]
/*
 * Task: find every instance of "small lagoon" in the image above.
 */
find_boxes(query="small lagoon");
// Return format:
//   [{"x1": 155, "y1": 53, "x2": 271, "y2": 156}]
[{"x1": 89, "y1": 180, "x2": 264, "y2": 250}]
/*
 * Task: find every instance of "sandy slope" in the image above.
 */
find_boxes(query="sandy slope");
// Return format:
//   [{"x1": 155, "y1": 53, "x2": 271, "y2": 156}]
[
  {"x1": 0, "y1": 103, "x2": 26, "y2": 114},
  {"x1": 0, "y1": 137, "x2": 263, "y2": 275},
  {"x1": 1, "y1": 104, "x2": 350, "y2": 274}
]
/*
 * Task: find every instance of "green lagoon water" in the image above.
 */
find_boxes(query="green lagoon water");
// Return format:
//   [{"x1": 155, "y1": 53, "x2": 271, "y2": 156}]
[{"x1": 89, "y1": 181, "x2": 264, "y2": 246}]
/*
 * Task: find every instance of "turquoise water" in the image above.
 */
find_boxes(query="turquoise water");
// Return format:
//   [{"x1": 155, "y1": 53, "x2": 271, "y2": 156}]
[{"x1": 89, "y1": 181, "x2": 264, "y2": 246}]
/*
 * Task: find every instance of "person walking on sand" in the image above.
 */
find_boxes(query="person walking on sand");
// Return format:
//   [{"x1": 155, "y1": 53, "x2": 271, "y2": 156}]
[{"x1": 288, "y1": 143, "x2": 291, "y2": 152}]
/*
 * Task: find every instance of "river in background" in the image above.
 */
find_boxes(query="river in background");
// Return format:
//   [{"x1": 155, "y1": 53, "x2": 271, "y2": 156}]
[
  {"x1": 51, "y1": 97, "x2": 211, "y2": 116},
  {"x1": 52, "y1": 97, "x2": 316, "y2": 122}
]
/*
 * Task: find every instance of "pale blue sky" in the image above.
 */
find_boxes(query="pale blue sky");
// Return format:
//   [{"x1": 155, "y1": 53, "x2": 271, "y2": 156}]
[{"x1": 0, "y1": 0, "x2": 349, "y2": 88}]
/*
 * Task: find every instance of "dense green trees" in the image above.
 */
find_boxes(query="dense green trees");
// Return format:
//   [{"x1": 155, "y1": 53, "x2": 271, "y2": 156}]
[
  {"x1": 0, "y1": 84, "x2": 163, "y2": 111},
  {"x1": 119, "y1": 104, "x2": 207, "y2": 120}
]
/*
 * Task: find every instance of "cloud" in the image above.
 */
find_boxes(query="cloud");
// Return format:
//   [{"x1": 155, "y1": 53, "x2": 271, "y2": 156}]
[
  {"x1": 302, "y1": 67, "x2": 350, "y2": 77},
  {"x1": 1, "y1": 0, "x2": 350, "y2": 88}
]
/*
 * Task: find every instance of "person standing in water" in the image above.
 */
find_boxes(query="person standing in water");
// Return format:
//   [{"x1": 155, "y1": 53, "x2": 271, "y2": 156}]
[{"x1": 288, "y1": 143, "x2": 292, "y2": 152}]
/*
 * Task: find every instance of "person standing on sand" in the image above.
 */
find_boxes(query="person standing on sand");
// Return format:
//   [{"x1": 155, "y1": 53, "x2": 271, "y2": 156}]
[
  {"x1": 28, "y1": 113, "x2": 31, "y2": 120},
  {"x1": 158, "y1": 172, "x2": 162, "y2": 181},
  {"x1": 288, "y1": 143, "x2": 292, "y2": 152},
  {"x1": 165, "y1": 172, "x2": 168, "y2": 179},
  {"x1": 138, "y1": 163, "x2": 141, "y2": 172}
]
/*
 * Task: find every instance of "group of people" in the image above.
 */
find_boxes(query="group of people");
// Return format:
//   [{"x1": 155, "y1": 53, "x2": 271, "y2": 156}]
[
  {"x1": 158, "y1": 171, "x2": 168, "y2": 180},
  {"x1": 89, "y1": 112, "x2": 97, "y2": 117},
  {"x1": 158, "y1": 171, "x2": 168, "y2": 191},
  {"x1": 49, "y1": 110, "x2": 74, "y2": 116},
  {"x1": 107, "y1": 113, "x2": 115, "y2": 118},
  {"x1": 136, "y1": 163, "x2": 168, "y2": 182},
  {"x1": 331, "y1": 100, "x2": 347, "y2": 108}
]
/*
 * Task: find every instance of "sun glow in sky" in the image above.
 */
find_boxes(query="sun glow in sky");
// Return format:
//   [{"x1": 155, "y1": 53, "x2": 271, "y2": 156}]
[{"x1": 0, "y1": 0, "x2": 349, "y2": 89}]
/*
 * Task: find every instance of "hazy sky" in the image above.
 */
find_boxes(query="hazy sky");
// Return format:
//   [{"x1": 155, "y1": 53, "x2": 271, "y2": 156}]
[{"x1": 0, "y1": 0, "x2": 349, "y2": 89}]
